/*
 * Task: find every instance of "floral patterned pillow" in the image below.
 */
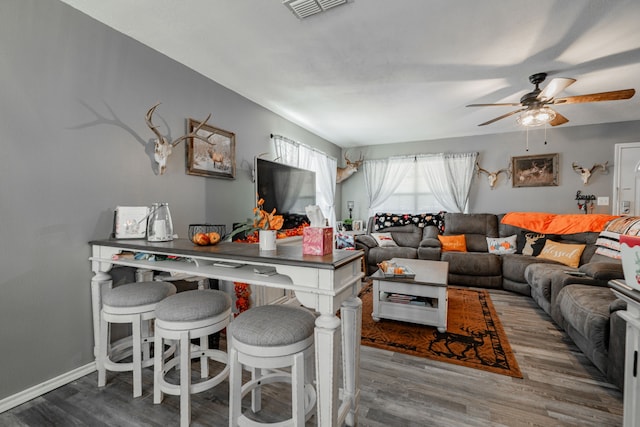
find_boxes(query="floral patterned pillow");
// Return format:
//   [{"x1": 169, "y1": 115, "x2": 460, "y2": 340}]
[
  {"x1": 374, "y1": 212, "x2": 445, "y2": 233},
  {"x1": 371, "y1": 232, "x2": 398, "y2": 247},
  {"x1": 486, "y1": 235, "x2": 517, "y2": 254}
]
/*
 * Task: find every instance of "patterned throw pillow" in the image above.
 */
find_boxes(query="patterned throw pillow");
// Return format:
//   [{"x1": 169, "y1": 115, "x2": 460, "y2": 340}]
[
  {"x1": 537, "y1": 240, "x2": 586, "y2": 268},
  {"x1": 486, "y1": 235, "x2": 517, "y2": 254},
  {"x1": 517, "y1": 231, "x2": 550, "y2": 256},
  {"x1": 335, "y1": 232, "x2": 355, "y2": 249},
  {"x1": 373, "y1": 213, "x2": 446, "y2": 233},
  {"x1": 595, "y1": 217, "x2": 640, "y2": 259},
  {"x1": 438, "y1": 235, "x2": 467, "y2": 252},
  {"x1": 371, "y1": 232, "x2": 398, "y2": 247}
]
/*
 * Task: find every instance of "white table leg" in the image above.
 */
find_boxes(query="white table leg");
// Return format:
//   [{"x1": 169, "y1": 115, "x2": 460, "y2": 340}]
[
  {"x1": 314, "y1": 313, "x2": 341, "y2": 426},
  {"x1": 341, "y1": 296, "x2": 362, "y2": 426},
  {"x1": 91, "y1": 271, "x2": 112, "y2": 359}
]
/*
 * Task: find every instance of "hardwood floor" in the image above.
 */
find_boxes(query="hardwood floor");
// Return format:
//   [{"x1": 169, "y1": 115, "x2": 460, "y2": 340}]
[{"x1": 0, "y1": 289, "x2": 623, "y2": 426}]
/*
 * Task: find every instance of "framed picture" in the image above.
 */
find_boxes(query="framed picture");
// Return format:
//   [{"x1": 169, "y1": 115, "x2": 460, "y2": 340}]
[
  {"x1": 353, "y1": 220, "x2": 363, "y2": 231},
  {"x1": 335, "y1": 221, "x2": 344, "y2": 232},
  {"x1": 186, "y1": 119, "x2": 236, "y2": 179},
  {"x1": 512, "y1": 153, "x2": 559, "y2": 187},
  {"x1": 113, "y1": 206, "x2": 149, "y2": 239}
]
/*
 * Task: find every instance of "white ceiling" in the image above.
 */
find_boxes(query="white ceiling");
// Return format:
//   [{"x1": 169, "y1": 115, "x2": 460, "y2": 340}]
[{"x1": 59, "y1": 0, "x2": 640, "y2": 148}]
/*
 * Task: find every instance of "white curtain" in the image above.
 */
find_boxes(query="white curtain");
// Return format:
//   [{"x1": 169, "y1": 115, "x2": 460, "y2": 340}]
[
  {"x1": 273, "y1": 135, "x2": 337, "y2": 226},
  {"x1": 416, "y1": 152, "x2": 477, "y2": 213},
  {"x1": 363, "y1": 157, "x2": 413, "y2": 217}
]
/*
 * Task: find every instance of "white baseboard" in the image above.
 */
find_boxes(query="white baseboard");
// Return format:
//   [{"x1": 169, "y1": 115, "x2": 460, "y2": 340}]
[{"x1": 0, "y1": 362, "x2": 96, "y2": 413}]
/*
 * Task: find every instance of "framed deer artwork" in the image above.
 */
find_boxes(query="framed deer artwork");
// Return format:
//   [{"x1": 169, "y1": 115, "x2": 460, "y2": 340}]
[
  {"x1": 511, "y1": 153, "x2": 559, "y2": 188},
  {"x1": 185, "y1": 119, "x2": 236, "y2": 179}
]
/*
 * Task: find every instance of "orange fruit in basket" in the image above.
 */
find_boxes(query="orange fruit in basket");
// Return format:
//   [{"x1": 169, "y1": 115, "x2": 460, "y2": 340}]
[
  {"x1": 207, "y1": 232, "x2": 221, "y2": 245},
  {"x1": 192, "y1": 232, "x2": 210, "y2": 246},
  {"x1": 395, "y1": 266, "x2": 404, "y2": 274}
]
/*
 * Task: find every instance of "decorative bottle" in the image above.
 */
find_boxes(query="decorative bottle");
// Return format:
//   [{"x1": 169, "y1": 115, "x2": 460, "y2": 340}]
[{"x1": 147, "y1": 202, "x2": 174, "y2": 242}]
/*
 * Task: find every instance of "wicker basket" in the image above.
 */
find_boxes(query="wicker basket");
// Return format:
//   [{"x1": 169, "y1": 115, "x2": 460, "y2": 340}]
[{"x1": 188, "y1": 224, "x2": 227, "y2": 241}]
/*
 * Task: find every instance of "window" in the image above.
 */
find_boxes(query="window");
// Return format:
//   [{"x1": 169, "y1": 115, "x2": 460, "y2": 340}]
[
  {"x1": 375, "y1": 162, "x2": 445, "y2": 214},
  {"x1": 364, "y1": 152, "x2": 477, "y2": 217}
]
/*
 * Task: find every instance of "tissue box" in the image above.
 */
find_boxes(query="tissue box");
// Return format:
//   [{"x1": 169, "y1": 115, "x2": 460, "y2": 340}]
[{"x1": 303, "y1": 227, "x2": 333, "y2": 256}]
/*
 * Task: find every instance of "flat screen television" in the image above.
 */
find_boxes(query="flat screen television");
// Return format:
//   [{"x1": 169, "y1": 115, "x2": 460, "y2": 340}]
[{"x1": 255, "y1": 158, "x2": 316, "y2": 229}]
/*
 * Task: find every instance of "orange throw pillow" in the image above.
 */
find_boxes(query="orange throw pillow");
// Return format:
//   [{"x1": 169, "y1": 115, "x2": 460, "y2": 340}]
[
  {"x1": 438, "y1": 235, "x2": 467, "y2": 252},
  {"x1": 537, "y1": 240, "x2": 585, "y2": 268}
]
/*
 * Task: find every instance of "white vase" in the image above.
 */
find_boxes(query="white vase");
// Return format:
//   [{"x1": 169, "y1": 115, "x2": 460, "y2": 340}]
[{"x1": 259, "y1": 229, "x2": 277, "y2": 251}]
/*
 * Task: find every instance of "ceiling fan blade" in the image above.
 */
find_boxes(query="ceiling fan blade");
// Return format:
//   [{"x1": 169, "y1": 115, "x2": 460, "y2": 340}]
[
  {"x1": 466, "y1": 103, "x2": 521, "y2": 107},
  {"x1": 549, "y1": 111, "x2": 569, "y2": 126},
  {"x1": 553, "y1": 88, "x2": 635, "y2": 105},
  {"x1": 477, "y1": 109, "x2": 525, "y2": 126},
  {"x1": 538, "y1": 77, "x2": 576, "y2": 101}
]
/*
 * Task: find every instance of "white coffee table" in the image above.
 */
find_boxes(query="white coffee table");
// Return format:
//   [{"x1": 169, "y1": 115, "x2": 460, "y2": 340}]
[{"x1": 371, "y1": 258, "x2": 449, "y2": 332}]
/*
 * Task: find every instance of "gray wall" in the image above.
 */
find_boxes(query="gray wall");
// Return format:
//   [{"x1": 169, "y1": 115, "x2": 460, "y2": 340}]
[
  {"x1": 339, "y1": 121, "x2": 640, "y2": 222},
  {"x1": 0, "y1": 0, "x2": 340, "y2": 401},
  {"x1": 2, "y1": 0, "x2": 640, "y2": 405}
]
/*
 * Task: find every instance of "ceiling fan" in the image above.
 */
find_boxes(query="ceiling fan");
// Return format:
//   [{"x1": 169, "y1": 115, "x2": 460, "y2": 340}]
[{"x1": 467, "y1": 72, "x2": 635, "y2": 127}]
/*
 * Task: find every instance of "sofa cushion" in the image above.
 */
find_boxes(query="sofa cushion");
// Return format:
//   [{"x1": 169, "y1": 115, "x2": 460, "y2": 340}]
[
  {"x1": 537, "y1": 240, "x2": 585, "y2": 268},
  {"x1": 556, "y1": 285, "x2": 617, "y2": 374},
  {"x1": 578, "y1": 262, "x2": 624, "y2": 281},
  {"x1": 486, "y1": 235, "x2": 517, "y2": 254},
  {"x1": 371, "y1": 232, "x2": 398, "y2": 247},
  {"x1": 524, "y1": 263, "x2": 568, "y2": 314},
  {"x1": 438, "y1": 234, "x2": 467, "y2": 252},
  {"x1": 443, "y1": 213, "x2": 498, "y2": 252},
  {"x1": 501, "y1": 254, "x2": 554, "y2": 283},
  {"x1": 368, "y1": 247, "x2": 418, "y2": 265},
  {"x1": 441, "y1": 252, "x2": 501, "y2": 276}
]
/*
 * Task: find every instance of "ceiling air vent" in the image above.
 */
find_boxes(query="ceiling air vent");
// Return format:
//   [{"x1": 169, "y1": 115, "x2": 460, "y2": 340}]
[{"x1": 283, "y1": 0, "x2": 350, "y2": 19}]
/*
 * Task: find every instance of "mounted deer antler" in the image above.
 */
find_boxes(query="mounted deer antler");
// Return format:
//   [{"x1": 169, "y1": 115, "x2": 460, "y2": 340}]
[
  {"x1": 475, "y1": 162, "x2": 511, "y2": 189},
  {"x1": 145, "y1": 103, "x2": 215, "y2": 174},
  {"x1": 336, "y1": 151, "x2": 364, "y2": 183},
  {"x1": 572, "y1": 161, "x2": 608, "y2": 184}
]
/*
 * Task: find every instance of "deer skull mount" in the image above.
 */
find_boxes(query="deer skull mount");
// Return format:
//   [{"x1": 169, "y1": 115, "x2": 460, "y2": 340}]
[
  {"x1": 572, "y1": 161, "x2": 608, "y2": 185},
  {"x1": 336, "y1": 151, "x2": 364, "y2": 183},
  {"x1": 475, "y1": 162, "x2": 511, "y2": 189},
  {"x1": 145, "y1": 103, "x2": 215, "y2": 175}
]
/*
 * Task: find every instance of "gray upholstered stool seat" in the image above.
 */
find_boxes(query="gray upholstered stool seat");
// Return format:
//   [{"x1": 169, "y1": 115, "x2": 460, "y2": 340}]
[
  {"x1": 231, "y1": 304, "x2": 316, "y2": 348},
  {"x1": 229, "y1": 305, "x2": 317, "y2": 427},
  {"x1": 153, "y1": 289, "x2": 232, "y2": 427},
  {"x1": 98, "y1": 281, "x2": 177, "y2": 398}
]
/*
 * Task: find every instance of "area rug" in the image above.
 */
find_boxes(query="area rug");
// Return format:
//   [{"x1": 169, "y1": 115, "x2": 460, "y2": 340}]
[{"x1": 358, "y1": 284, "x2": 522, "y2": 378}]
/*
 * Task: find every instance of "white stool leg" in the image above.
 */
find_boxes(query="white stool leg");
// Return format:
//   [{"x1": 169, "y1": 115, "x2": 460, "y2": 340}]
[
  {"x1": 250, "y1": 367, "x2": 262, "y2": 413},
  {"x1": 132, "y1": 315, "x2": 143, "y2": 398},
  {"x1": 97, "y1": 314, "x2": 108, "y2": 387},
  {"x1": 229, "y1": 347, "x2": 242, "y2": 427},
  {"x1": 153, "y1": 329, "x2": 164, "y2": 404},
  {"x1": 200, "y1": 335, "x2": 209, "y2": 378},
  {"x1": 141, "y1": 318, "x2": 151, "y2": 362},
  {"x1": 180, "y1": 331, "x2": 191, "y2": 427},
  {"x1": 292, "y1": 352, "x2": 305, "y2": 426}
]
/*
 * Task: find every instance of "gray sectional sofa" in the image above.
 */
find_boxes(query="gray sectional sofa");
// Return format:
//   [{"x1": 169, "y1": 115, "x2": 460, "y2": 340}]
[{"x1": 355, "y1": 212, "x2": 628, "y2": 389}]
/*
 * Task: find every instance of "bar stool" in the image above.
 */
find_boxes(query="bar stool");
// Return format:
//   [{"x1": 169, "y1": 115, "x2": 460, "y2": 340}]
[
  {"x1": 229, "y1": 305, "x2": 317, "y2": 427},
  {"x1": 97, "y1": 281, "x2": 177, "y2": 398},
  {"x1": 153, "y1": 289, "x2": 232, "y2": 427}
]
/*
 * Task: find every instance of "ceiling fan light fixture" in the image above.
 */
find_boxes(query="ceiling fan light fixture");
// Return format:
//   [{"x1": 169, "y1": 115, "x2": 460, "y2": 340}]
[{"x1": 517, "y1": 107, "x2": 556, "y2": 127}]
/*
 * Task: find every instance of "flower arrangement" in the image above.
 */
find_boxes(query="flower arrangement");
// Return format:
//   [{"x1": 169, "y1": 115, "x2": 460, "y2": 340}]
[
  {"x1": 234, "y1": 282, "x2": 251, "y2": 315},
  {"x1": 227, "y1": 194, "x2": 284, "y2": 241},
  {"x1": 253, "y1": 196, "x2": 284, "y2": 231}
]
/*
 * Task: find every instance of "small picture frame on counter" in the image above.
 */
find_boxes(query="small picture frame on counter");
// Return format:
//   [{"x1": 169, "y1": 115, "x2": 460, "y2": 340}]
[{"x1": 113, "y1": 206, "x2": 149, "y2": 239}]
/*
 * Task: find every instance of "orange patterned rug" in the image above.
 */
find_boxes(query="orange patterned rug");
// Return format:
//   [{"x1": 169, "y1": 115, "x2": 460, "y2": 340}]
[{"x1": 359, "y1": 284, "x2": 522, "y2": 378}]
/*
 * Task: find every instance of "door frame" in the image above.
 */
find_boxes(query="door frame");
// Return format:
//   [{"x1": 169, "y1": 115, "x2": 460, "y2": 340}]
[{"x1": 613, "y1": 142, "x2": 640, "y2": 215}]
